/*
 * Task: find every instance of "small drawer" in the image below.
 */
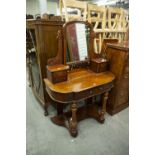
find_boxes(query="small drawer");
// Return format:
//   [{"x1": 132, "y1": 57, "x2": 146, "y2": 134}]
[
  {"x1": 47, "y1": 64, "x2": 69, "y2": 84},
  {"x1": 90, "y1": 58, "x2": 108, "y2": 73},
  {"x1": 52, "y1": 71, "x2": 68, "y2": 83}
]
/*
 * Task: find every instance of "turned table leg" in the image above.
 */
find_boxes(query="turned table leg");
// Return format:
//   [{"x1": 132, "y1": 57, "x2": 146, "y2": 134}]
[
  {"x1": 99, "y1": 92, "x2": 109, "y2": 123},
  {"x1": 69, "y1": 102, "x2": 78, "y2": 137}
]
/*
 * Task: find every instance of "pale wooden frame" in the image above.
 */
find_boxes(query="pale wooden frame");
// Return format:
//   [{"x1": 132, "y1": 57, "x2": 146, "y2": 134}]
[
  {"x1": 87, "y1": 4, "x2": 107, "y2": 53},
  {"x1": 60, "y1": 0, "x2": 87, "y2": 22},
  {"x1": 107, "y1": 7, "x2": 129, "y2": 42}
]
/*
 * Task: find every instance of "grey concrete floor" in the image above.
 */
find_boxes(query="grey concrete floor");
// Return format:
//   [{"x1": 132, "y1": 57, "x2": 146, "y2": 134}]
[{"x1": 26, "y1": 85, "x2": 129, "y2": 155}]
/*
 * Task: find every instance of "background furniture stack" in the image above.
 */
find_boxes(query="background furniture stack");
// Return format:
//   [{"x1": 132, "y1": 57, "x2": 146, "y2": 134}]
[
  {"x1": 87, "y1": 4, "x2": 107, "y2": 54},
  {"x1": 107, "y1": 7, "x2": 128, "y2": 42},
  {"x1": 59, "y1": 0, "x2": 129, "y2": 53}
]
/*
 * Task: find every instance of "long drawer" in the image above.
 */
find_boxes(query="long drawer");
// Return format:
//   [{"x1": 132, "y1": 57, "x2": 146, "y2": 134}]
[{"x1": 74, "y1": 83, "x2": 113, "y2": 100}]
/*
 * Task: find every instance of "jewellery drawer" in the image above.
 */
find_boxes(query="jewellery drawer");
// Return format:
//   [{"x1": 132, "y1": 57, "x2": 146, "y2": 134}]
[
  {"x1": 47, "y1": 64, "x2": 69, "y2": 84},
  {"x1": 90, "y1": 58, "x2": 108, "y2": 73}
]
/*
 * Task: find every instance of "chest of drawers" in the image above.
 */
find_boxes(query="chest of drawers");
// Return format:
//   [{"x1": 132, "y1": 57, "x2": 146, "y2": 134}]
[{"x1": 106, "y1": 42, "x2": 129, "y2": 115}]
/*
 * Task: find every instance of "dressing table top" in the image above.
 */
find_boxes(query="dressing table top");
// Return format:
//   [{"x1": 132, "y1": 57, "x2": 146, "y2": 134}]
[{"x1": 44, "y1": 69, "x2": 115, "y2": 103}]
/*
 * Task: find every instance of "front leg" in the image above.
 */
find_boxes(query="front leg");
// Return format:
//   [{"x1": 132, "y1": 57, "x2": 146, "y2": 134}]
[
  {"x1": 98, "y1": 92, "x2": 109, "y2": 123},
  {"x1": 69, "y1": 102, "x2": 78, "y2": 137}
]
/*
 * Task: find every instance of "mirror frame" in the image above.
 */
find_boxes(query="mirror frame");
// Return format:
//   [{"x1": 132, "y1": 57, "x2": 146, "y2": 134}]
[{"x1": 63, "y1": 21, "x2": 97, "y2": 66}]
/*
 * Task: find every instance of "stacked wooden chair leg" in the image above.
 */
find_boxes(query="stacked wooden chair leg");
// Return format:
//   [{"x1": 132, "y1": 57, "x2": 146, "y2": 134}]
[
  {"x1": 87, "y1": 4, "x2": 107, "y2": 54},
  {"x1": 123, "y1": 9, "x2": 129, "y2": 41},
  {"x1": 59, "y1": 0, "x2": 129, "y2": 47},
  {"x1": 107, "y1": 7, "x2": 128, "y2": 42}
]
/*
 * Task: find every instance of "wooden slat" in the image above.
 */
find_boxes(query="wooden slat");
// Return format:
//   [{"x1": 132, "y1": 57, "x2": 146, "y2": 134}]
[{"x1": 60, "y1": 0, "x2": 87, "y2": 22}]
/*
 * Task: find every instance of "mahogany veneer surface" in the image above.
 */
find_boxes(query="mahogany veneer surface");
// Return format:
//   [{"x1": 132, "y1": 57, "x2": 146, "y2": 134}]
[
  {"x1": 44, "y1": 69, "x2": 115, "y2": 102},
  {"x1": 106, "y1": 41, "x2": 129, "y2": 115},
  {"x1": 47, "y1": 64, "x2": 69, "y2": 72}
]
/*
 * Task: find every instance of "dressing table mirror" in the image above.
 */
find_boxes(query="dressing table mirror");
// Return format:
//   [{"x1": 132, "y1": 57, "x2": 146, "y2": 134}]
[
  {"x1": 66, "y1": 22, "x2": 89, "y2": 63},
  {"x1": 44, "y1": 21, "x2": 115, "y2": 137},
  {"x1": 64, "y1": 21, "x2": 91, "y2": 71}
]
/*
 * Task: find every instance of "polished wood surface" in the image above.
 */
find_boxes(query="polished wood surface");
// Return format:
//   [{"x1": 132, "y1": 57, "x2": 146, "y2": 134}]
[
  {"x1": 91, "y1": 58, "x2": 107, "y2": 63},
  {"x1": 107, "y1": 41, "x2": 129, "y2": 50},
  {"x1": 90, "y1": 58, "x2": 108, "y2": 73},
  {"x1": 45, "y1": 67, "x2": 114, "y2": 137},
  {"x1": 47, "y1": 64, "x2": 69, "y2": 72},
  {"x1": 106, "y1": 41, "x2": 129, "y2": 115},
  {"x1": 45, "y1": 69, "x2": 114, "y2": 94},
  {"x1": 101, "y1": 39, "x2": 119, "y2": 54},
  {"x1": 47, "y1": 64, "x2": 69, "y2": 84},
  {"x1": 44, "y1": 21, "x2": 115, "y2": 137}
]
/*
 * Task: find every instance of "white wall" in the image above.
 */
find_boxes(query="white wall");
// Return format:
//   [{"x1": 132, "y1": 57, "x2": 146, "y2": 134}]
[
  {"x1": 26, "y1": 0, "x2": 58, "y2": 16},
  {"x1": 47, "y1": 1, "x2": 57, "y2": 15},
  {"x1": 26, "y1": 0, "x2": 39, "y2": 16}
]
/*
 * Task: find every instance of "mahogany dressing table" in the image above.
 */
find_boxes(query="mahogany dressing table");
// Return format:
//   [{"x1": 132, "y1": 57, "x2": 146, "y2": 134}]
[{"x1": 44, "y1": 21, "x2": 115, "y2": 137}]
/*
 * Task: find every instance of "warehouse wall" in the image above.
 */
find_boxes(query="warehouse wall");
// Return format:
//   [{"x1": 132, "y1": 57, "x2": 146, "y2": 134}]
[{"x1": 26, "y1": 0, "x2": 58, "y2": 16}]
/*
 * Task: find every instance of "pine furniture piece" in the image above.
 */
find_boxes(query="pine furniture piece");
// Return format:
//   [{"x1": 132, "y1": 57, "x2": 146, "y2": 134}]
[
  {"x1": 107, "y1": 7, "x2": 128, "y2": 41},
  {"x1": 106, "y1": 41, "x2": 129, "y2": 115},
  {"x1": 59, "y1": 0, "x2": 129, "y2": 51},
  {"x1": 59, "y1": 0, "x2": 87, "y2": 22},
  {"x1": 44, "y1": 21, "x2": 115, "y2": 137},
  {"x1": 87, "y1": 4, "x2": 107, "y2": 54}
]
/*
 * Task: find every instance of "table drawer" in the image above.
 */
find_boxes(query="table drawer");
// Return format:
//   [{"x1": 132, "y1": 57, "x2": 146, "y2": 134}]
[{"x1": 74, "y1": 83, "x2": 113, "y2": 100}]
